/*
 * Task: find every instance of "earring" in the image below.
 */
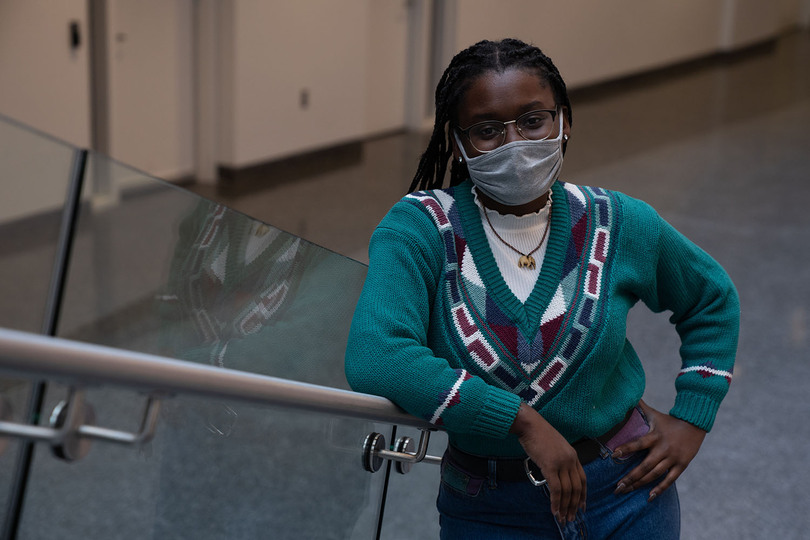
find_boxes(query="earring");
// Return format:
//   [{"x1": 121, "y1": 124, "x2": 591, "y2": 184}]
[
  {"x1": 458, "y1": 156, "x2": 463, "y2": 163},
  {"x1": 563, "y1": 134, "x2": 569, "y2": 141}
]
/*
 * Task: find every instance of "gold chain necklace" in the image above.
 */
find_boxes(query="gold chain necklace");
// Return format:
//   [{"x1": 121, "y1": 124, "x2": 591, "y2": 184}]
[{"x1": 482, "y1": 205, "x2": 551, "y2": 270}]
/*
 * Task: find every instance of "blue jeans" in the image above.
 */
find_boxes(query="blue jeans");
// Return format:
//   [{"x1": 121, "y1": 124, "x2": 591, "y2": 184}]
[{"x1": 437, "y1": 447, "x2": 680, "y2": 539}]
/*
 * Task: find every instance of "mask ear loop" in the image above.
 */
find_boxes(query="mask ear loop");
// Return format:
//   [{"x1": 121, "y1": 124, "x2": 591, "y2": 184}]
[{"x1": 453, "y1": 130, "x2": 473, "y2": 162}]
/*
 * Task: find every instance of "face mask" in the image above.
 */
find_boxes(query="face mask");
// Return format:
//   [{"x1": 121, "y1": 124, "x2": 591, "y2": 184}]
[{"x1": 455, "y1": 115, "x2": 564, "y2": 206}]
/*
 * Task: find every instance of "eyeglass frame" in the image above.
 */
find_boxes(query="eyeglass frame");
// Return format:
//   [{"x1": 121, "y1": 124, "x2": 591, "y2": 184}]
[{"x1": 455, "y1": 108, "x2": 560, "y2": 153}]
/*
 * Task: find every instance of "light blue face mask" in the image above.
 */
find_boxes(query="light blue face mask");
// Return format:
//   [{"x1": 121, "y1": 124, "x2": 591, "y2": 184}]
[{"x1": 455, "y1": 115, "x2": 564, "y2": 206}]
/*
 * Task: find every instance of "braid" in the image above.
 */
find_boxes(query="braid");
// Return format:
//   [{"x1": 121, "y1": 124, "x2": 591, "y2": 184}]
[{"x1": 408, "y1": 38, "x2": 573, "y2": 193}]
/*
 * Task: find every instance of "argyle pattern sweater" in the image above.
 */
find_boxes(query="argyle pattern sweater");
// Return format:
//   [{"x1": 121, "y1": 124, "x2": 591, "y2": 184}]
[{"x1": 345, "y1": 180, "x2": 739, "y2": 457}]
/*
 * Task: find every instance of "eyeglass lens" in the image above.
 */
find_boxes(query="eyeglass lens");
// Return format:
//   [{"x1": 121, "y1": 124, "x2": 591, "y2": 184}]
[{"x1": 466, "y1": 110, "x2": 556, "y2": 152}]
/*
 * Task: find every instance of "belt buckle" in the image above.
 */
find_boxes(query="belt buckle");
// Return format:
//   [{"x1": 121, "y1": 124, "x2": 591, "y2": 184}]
[{"x1": 523, "y1": 457, "x2": 547, "y2": 487}]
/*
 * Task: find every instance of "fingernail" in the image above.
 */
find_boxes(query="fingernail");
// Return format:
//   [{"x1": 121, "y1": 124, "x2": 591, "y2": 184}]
[
  {"x1": 612, "y1": 449, "x2": 622, "y2": 458},
  {"x1": 648, "y1": 491, "x2": 657, "y2": 502},
  {"x1": 614, "y1": 482, "x2": 626, "y2": 494}
]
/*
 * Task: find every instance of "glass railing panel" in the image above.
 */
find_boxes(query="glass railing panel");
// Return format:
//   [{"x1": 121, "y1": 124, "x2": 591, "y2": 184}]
[
  {"x1": 0, "y1": 114, "x2": 76, "y2": 333},
  {"x1": 0, "y1": 377, "x2": 32, "y2": 530},
  {"x1": 57, "y1": 151, "x2": 367, "y2": 390},
  {"x1": 12, "y1": 150, "x2": 384, "y2": 537},
  {"x1": 16, "y1": 383, "x2": 388, "y2": 539},
  {"x1": 0, "y1": 114, "x2": 78, "y2": 526},
  {"x1": 378, "y1": 428, "x2": 446, "y2": 539}
]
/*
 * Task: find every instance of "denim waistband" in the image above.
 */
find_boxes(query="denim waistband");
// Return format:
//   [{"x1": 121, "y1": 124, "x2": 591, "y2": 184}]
[{"x1": 446, "y1": 406, "x2": 638, "y2": 483}]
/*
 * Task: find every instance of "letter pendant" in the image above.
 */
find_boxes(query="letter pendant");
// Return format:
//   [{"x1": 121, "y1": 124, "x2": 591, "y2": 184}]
[{"x1": 518, "y1": 255, "x2": 536, "y2": 269}]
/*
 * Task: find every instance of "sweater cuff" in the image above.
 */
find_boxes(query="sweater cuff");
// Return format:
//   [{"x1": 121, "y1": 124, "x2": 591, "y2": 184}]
[
  {"x1": 469, "y1": 388, "x2": 522, "y2": 439},
  {"x1": 669, "y1": 391, "x2": 721, "y2": 432}
]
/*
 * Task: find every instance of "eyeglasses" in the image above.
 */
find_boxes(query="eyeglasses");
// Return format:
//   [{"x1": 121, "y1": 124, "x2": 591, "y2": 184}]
[{"x1": 456, "y1": 108, "x2": 559, "y2": 153}]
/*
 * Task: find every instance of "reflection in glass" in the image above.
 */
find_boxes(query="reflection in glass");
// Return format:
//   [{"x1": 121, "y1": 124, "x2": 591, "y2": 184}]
[
  {"x1": 58, "y1": 151, "x2": 367, "y2": 389},
  {"x1": 155, "y1": 199, "x2": 366, "y2": 387},
  {"x1": 0, "y1": 114, "x2": 78, "y2": 528}
]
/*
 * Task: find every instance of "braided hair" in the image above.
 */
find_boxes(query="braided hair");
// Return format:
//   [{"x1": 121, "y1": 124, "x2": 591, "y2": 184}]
[{"x1": 409, "y1": 38, "x2": 572, "y2": 193}]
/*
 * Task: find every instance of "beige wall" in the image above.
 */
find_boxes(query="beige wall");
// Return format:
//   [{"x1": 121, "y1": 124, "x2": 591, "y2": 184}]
[
  {"x1": 365, "y1": 0, "x2": 410, "y2": 136},
  {"x1": 219, "y1": 0, "x2": 802, "y2": 170},
  {"x1": 0, "y1": 0, "x2": 90, "y2": 148},
  {"x1": 106, "y1": 0, "x2": 194, "y2": 182},
  {"x1": 217, "y1": 0, "x2": 410, "y2": 168},
  {"x1": 450, "y1": 0, "x2": 784, "y2": 89},
  {"x1": 777, "y1": 0, "x2": 810, "y2": 31},
  {"x1": 224, "y1": 1, "x2": 369, "y2": 166},
  {"x1": 801, "y1": 0, "x2": 810, "y2": 25},
  {"x1": 0, "y1": 0, "x2": 90, "y2": 224},
  {"x1": 1, "y1": 0, "x2": 807, "y2": 214}
]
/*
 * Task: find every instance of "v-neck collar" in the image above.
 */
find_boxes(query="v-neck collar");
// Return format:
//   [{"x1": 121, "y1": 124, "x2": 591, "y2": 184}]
[{"x1": 455, "y1": 180, "x2": 570, "y2": 336}]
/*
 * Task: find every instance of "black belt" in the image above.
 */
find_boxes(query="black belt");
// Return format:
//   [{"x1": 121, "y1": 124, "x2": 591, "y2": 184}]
[{"x1": 446, "y1": 408, "x2": 634, "y2": 484}]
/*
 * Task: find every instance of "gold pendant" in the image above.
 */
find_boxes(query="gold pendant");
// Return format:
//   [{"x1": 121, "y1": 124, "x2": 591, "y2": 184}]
[{"x1": 518, "y1": 254, "x2": 536, "y2": 269}]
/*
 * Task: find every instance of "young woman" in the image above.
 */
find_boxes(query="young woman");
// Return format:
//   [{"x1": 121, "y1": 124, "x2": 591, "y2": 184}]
[{"x1": 345, "y1": 38, "x2": 739, "y2": 539}]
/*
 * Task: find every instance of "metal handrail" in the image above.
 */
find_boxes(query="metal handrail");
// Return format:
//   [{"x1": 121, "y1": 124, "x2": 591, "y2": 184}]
[{"x1": 0, "y1": 327, "x2": 436, "y2": 430}]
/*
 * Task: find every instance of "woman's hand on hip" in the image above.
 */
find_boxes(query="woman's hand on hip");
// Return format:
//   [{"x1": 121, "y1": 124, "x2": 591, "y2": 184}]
[
  {"x1": 510, "y1": 403, "x2": 586, "y2": 523},
  {"x1": 612, "y1": 400, "x2": 706, "y2": 502}
]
